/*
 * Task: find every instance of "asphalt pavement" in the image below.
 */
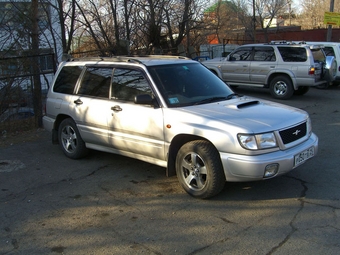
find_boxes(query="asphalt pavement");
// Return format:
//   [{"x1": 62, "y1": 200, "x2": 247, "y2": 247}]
[{"x1": 1, "y1": 85, "x2": 340, "y2": 255}]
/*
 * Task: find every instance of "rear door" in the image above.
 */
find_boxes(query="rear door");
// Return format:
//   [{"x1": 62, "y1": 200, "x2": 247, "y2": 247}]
[{"x1": 69, "y1": 66, "x2": 113, "y2": 146}]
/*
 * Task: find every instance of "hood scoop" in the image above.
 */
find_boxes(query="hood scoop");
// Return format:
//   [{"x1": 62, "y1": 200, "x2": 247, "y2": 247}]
[{"x1": 236, "y1": 100, "x2": 260, "y2": 109}]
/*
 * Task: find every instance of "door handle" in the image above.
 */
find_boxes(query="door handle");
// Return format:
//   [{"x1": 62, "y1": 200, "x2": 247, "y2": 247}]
[
  {"x1": 111, "y1": 105, "x2": 122, "y2": 112},
  {"x1": 74, "y1": 99, "x2": 83, "y2": 105}
]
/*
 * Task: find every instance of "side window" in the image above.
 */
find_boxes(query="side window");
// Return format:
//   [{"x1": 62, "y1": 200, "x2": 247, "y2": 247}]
[
  {"x1": 53, "y1": 66, "x2": 83, "y2": 94},
  {"x1": 78, "y1": 67, "x2": 112, "y2": 98},
  {"x1": 229, "y1": 47, "x2": 252, "y2": 61},
  {"x1": 278, "y1": 47, "x2": 307, "y2": 62},
  {"x1": 324, "y1": 47, "x2": 335, "y2": 57},
  {"x1": 253, "y1": 47, "x2": 276, "y2": 61},
  {"x1": 112, "y1": 68, "x2": 152, "y2": 102}
]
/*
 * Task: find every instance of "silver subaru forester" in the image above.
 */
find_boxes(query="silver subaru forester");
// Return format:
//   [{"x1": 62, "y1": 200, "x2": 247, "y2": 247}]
[{"x1": 43, "y1": 56, "x2": 318, "y2": 198}]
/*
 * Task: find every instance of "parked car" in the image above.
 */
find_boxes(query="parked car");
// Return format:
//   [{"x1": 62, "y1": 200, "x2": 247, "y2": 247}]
[
  {"x1": 43, "y1": 56, "x2": 318, "y2": 198},
  {"x1": 303, "y1": 41, "x2": 340, "y2": 88},
  {"x1": 203, "y1": 41, "x2": 336, "y2": 99}
]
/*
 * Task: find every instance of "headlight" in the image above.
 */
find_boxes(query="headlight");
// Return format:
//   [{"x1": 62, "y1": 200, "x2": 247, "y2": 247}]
[{"x1": 238, "y1": 132, "x2": 277, "y2": 150}]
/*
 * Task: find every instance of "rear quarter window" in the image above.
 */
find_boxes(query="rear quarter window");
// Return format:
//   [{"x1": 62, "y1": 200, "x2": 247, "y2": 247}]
[
  {"x1": 277, "y1": 47, "x2": 307, "y2": 62},
  {"x1": 53, "y1": 66, "x2": 83, "y2": 94}
]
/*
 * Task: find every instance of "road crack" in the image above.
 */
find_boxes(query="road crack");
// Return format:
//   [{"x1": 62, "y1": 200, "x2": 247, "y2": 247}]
[{"x1": 266, "y1": 176, "x2": 308, "y2": 255}]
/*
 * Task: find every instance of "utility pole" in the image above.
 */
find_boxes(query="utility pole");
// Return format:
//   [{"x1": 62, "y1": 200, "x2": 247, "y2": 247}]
[
  {"x1": 326, "y1": 0, "x2": 335, "y2": 41},
  {"x1": 31, "y1": 0, "x2": 43, "y2": 127}
]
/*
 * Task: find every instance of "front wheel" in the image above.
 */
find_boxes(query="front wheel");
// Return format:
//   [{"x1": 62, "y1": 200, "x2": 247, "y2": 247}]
[
  {"x1": 269, "y1": 76, "x2": 294, "y2": 99},
  {"x1": 58, "y1": 118, "x2": 89, "y2": 159},
  {"x1": 176, "y1": 140, "x2": 226, "y2": 199}
]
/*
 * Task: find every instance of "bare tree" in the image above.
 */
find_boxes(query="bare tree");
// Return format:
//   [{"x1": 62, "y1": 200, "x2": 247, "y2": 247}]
[{"x1": 253, "y1": 0, "x2": 287, "y2": 42}]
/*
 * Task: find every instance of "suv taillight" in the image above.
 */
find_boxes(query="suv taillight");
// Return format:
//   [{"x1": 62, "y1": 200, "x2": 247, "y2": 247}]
[{"x1": 309, "y1": 67, "x2": 315, "y2": 75}]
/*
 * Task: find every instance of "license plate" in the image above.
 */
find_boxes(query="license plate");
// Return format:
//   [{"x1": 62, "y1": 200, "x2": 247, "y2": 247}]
[{"x1": 294, "y1": 147, "x2": 315, "y2": 167}]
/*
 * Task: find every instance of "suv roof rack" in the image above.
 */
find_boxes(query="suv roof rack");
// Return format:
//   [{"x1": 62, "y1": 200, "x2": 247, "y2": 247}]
[
  {"x1": 267, "y1": 40, "x2": 307, "y2": 45},
  {"x1": 66, "y1": 55, "x2": 191, "y2": 64}
]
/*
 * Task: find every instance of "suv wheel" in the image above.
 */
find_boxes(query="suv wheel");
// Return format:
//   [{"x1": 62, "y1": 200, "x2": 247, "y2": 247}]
[
  {"x1": 269, "y1": 76, "x2": 294, "y2": 99},
  {"x1": 58, "y1": 118, "x2": 89, "y2": 159},
  {"x1": 176, "y1": 140, "x2": 225, "y2": 199}
]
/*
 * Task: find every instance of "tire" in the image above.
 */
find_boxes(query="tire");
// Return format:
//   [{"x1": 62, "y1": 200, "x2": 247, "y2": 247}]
[
  {"x1": 269, "y1": 76, "x2": 294, "y2": 100},
  {"x1": 316, "y1": 82, "x2": 330, "y2": 89},
  {"x1": 175, "y1": 140, "x2": 225, "y2": 199},
  {"x1": 294, "y1": 86, "x2": 309, "y2": 96},
  {"x1": 58, "y1": 118, "x2": 89, "y2": 159}
]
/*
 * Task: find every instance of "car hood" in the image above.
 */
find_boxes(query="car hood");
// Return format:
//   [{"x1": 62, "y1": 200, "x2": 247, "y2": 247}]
[{"x1": 173, "y1": 96, "x2": 308, "y2": 133}]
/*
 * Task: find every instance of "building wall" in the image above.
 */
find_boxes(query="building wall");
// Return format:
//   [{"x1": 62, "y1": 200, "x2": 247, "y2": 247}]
[{"x1": 254, "y1": 28, "x2": 340, "y2": 43}]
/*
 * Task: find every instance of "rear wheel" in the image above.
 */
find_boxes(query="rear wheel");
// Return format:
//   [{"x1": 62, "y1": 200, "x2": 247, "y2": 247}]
[
  {"x1": 176, "y1": 140, "x2": 225, "y2": 199},
  {"x1": 269, "y1": 76, "x2": 294, "y2": 99},
  {"x1": 58, "y1": 118, "x2": 89, "y2": 159}
]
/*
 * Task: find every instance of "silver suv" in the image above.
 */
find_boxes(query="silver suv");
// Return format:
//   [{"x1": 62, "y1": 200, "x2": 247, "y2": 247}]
[
  {"x1": 43, "y1": 56, "x2": 318, "y2": 198},
  {"x1": 203, "y1": 41, "x2": 335, "y2": 99}
]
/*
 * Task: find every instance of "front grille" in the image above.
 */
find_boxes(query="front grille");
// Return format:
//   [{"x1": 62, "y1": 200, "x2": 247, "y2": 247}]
[{"x1": 279, "y1": 122, "x2": 306, "y2": 144}]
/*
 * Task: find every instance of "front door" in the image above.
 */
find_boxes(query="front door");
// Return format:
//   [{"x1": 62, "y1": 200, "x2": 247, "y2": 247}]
[{"x1": 108, "y1": 68, "x2": 165, "y2": 160}]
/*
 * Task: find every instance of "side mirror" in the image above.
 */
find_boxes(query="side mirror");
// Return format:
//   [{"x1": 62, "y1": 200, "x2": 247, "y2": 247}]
[{"x1": 134, "y1": 94, "x2": 154, "y2": 105}]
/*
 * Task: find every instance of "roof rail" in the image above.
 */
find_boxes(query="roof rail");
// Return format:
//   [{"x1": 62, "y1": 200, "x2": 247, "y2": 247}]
[
  {"x1": 66, "y1": 55, "x2": 191, "y2": 63},
  {"x1": 268, "y1": 40, "x2": 305, "y2": 45}
]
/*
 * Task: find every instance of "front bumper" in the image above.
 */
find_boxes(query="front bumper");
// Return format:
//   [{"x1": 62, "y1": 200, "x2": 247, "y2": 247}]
[{"x1": 220, "y1": 133, "x2": 318, "y2": 182}]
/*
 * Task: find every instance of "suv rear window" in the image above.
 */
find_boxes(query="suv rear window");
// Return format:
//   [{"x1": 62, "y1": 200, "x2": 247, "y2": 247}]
[
  {"x1": 53, "y1": 66, "x2": 83, "y2": 94},
  {"x1": 277, "y1": 47, "x2": 307, "y2": 62}
]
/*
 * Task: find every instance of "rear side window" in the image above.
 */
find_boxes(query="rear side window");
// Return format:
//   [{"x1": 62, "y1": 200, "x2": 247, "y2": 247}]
[
  {"x1": 278, "y1": 47, "x2": 307, "y2": 62},
  {"x1": 53, "y1": 66, "x2": 83, "y2": 94},
  {"x1": 78, "y1": 67, "x2": 112, "y2": 98}
]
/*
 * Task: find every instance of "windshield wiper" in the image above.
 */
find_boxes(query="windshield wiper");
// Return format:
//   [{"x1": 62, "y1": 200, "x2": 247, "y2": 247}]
[{"x1": 194, "y1": 93, "x2": 242, "y2": 105}]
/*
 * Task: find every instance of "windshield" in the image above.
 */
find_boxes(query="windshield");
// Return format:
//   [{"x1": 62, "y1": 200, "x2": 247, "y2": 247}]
[{"x1": 147, "y1": 62, "x2": 234, "y2": 107}]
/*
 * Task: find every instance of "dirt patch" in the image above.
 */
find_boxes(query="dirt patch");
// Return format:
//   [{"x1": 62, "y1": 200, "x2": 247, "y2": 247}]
[{"x1": 0, "y1": 128, "x2": 47, "y2": 148}]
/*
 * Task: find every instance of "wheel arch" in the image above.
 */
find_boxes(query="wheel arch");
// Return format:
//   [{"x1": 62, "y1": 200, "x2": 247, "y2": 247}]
[
  {"x1": 266, "y1": 72, "x2": 296, "y2": 89},
  {"x1": 51, "y1": 114, "x2": 73, "y2": 144},
  {"x1": 166, "y1": 134, "x2": 217, "y2": 177}
]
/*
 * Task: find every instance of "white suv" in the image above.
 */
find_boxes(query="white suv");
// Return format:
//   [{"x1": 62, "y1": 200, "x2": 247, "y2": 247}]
[{"x1": 43, "y1": 56, "x2": 318, "y2": 198}]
